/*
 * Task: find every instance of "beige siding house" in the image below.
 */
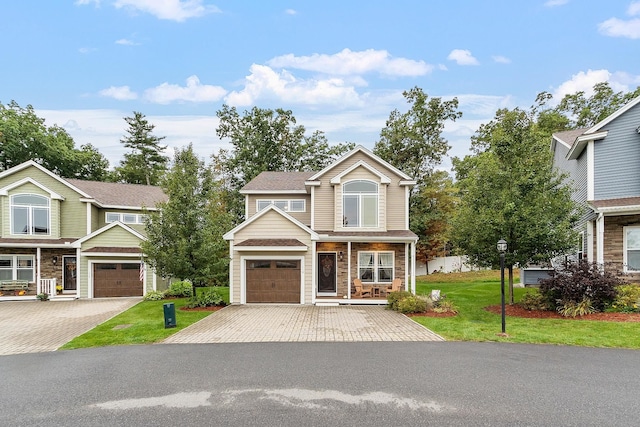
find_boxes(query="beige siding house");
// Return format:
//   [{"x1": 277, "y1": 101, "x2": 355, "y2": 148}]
[
  {"x1": 0, "y1": 161, "x2": 167, "y2": 300},
  {"x1": 224, "y1": 145, "x2": 418, "y2": 305}
]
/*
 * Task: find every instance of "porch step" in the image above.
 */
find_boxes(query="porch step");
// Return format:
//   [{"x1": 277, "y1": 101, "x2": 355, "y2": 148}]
[{"x1": 315, "y1": 302, "x2": 340, "y2": 306}]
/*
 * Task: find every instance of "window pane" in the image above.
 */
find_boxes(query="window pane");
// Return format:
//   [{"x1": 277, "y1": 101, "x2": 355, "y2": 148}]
[
  {"x1": 0, "y1": 270, "x2": 12, "y2": 281},
  {"x1": 627, "y1": 229, "x2": 640, "y2": 250},
  {"x1": 17, "y1": 269, "x2": 33, "y2": 281},
  {"x1": 290, "y1": 200, "x2": 305, "y2": 212},
  {"x1": 106, "y1": 213, "x2": 120, "y2": 223},
  {"x1": 121, "y1": 264, "x2": 140, "y2": 270},
  {"x1": 33, "y1": 208, "x2": 49, "y2": 234},
  {"x1": 362, "y1": 195, "x2": 377, "y2": 227},
  {"x1": 378, "y1": 268, "x2": 393, "y2": 282},
  {"x1": 97, "y1": 264, "x2": 117, "y2": 270},
  {"x1": 250, "y1": 261, "x2": 271, "y2": 269},
  {"x1": 17, "y1": 256, "x2": 33, "y2": 268},
  {"x1": 276, "y1": 261, "x2": 298, "y2": 269},
  {"x1": 13, "y1": 194, "x2": 48, "y2": 206},
  {"x1": 274, "y1": 201, "x2": 287, "y2": 210},
  {"x1": 343, "y1": 195, "x2": 359, "y2": 227},
  {"x1": 378, "y1": 253, "x2": 393, "y2": 267},
  {"x1": 257, "y1": 201, "x2": 270, "y2": 211},
  {"x1": 344, "y1": 181, "x2": 377, "y2": 193},
  {"x1": 359, "y1": 252, "x2": 374, "y2": 267},
  {"x1": 0, "y1": 256, "x2": 12, "y2": 268},
  {"x1": 123, "y1": 214, "x2": 137, "y2": 223},
  {"x1": 12, "y1": 206, "x2": 29, "y2": 234},
  {"x1": 628, "y1": 250, "x2": 640, "y2": 270},
  {"x1": 359, "y1": 268, "x2": 374, "y2": 282}
]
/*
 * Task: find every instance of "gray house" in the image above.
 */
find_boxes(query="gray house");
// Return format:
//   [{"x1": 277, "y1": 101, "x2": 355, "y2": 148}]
[{"x1": 551, "y1": 95, "x2": 640, "y2": 275}]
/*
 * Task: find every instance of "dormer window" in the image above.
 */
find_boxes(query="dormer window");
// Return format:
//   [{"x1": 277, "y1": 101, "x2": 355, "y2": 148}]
[
  {"x1": 11, "y1": 194, "x2": 50, "y2": 235},
  {"x1": 343, "y1": 180, "x2": 378, "y2": 227}
]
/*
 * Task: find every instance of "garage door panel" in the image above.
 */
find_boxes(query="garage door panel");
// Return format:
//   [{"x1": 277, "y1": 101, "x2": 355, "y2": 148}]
[
  {"x1": 246, "y1": 259, "x2": 300, "y2": 303},
  {"x1": 94, "y1": 263, "x2": 142, "y2": 298}
]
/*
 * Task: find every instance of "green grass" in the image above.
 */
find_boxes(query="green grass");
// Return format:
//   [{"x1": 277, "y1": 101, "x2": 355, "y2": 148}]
[
  {"x1": 413, "y1": 271, "x2": 640, "y2": 349},
  {"x1": 60, "y1": 286, "x2": 229, "y2": 350}
]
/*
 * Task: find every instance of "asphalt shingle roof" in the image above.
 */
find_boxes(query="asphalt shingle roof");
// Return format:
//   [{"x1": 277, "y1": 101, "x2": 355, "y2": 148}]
[
  {"x1": 241, "y1": 171, "x2": 316, "y2": 192},
  {"x1": 65, "y1": 179, "x2": 167, "y2": 208}
]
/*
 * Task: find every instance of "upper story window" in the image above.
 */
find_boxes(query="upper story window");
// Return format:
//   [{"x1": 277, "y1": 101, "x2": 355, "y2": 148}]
[
  {"x1": 343, "y1": 180, "x2": 378, "y2": 228},
  {"x1": 11, "y1": 194, "x2": 50, "y2": 235},
  {"x1": 106, "y1": 212, "x2": 147, "y2": 225},
  {"x1": 257, "y1": 199, "x2": 305, "y2": 213}
]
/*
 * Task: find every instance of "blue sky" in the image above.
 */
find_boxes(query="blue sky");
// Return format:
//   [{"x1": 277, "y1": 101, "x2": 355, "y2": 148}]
[{"x1": 2, "y1": 0, "x2": 639, "y2": 171}]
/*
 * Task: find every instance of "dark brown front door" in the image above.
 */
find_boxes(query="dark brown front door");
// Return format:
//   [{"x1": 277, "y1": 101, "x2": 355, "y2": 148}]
[
  {"x1": 93, "y1": 263, "x2": 142, "y2": 297},
  {"x1": 246, "y1": 259, "x2": 300, "y2": 303}
]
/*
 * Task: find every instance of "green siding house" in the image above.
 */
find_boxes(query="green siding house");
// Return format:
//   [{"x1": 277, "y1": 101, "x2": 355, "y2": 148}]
[{"x1": 0, "y1": 161, "x2": 167, "y2": 300}]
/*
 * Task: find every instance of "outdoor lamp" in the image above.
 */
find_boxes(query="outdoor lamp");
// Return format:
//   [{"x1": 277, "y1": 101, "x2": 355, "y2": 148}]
[{"x1": 497, "y1": 239, "x2": 507, "y2": 253}]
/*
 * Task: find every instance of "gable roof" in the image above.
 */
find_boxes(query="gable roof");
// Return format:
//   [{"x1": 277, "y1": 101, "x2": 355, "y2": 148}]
[
  {"x1": 552, "y1": 128, "x2": 589, "y2": 149},
  {"x1": 223, "y1": 205, "x2": 318, "y2": 240},
  {"x1": 66, "y1": 179, "x2": 167, "y2": 209},
  {"x1": 584, "y1": 95, "x2": 640, "y2": 134},
  {"x1": 73, "y1": 221, "x2": 146, "y2": 247},
  {"x1": 308, "y1": 145, "x2": 414, "y2": 183},
  {"x1": 240, "y1": 171, "x2": 314, "y2": 194}
]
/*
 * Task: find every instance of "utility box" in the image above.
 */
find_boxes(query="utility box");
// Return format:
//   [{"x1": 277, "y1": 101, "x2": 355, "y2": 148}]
[{"x1": 163, "y1": 302, "x2": 176, "y2": 328}]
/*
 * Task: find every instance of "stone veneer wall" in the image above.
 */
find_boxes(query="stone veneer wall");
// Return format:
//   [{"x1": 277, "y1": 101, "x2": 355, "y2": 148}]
[{"x1": 0, "y1": 248, "x2": 75, "y2": 294}]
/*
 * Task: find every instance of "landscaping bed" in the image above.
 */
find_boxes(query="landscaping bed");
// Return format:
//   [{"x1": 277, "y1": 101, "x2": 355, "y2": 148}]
[{"x1": 485, "y1": 304, "x2": 640, "y2": 322}]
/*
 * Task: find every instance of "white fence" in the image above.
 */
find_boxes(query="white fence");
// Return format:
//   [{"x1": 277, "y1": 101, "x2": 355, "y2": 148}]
[{"x1": 37, "y1": 278, "x2": 57, "y2": 299}]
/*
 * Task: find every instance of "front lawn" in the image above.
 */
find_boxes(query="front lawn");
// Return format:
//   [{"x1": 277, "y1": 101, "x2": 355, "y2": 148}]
[
  {"x1": 60, "y1": 286, "x2": 229, "y2": 350},
  {"x1": 413, "y1": 271, "x2": 640, "y2": 349}
]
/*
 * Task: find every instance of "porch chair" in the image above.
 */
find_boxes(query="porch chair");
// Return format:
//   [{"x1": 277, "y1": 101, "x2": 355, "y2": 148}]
[
  {"x1": 353, "y1": 279, "x2": 371, "y2": 298},
  {"x1": 383, "y1": 278, "x2": 402, "y2": 296}
]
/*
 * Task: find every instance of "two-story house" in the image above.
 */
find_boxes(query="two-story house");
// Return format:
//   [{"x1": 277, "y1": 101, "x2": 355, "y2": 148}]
[
  {"x1": 223, "y1": 145, "x2": 418, "y2": 305},
  {"x1": 0, "y1": 160, "x2": 167, "y2": 300},
  {"x1": 552, "y1": 95, "x2": 640, "y2": 275}
]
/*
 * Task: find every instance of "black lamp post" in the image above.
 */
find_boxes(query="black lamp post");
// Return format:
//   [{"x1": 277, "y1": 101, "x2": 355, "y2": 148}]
[{"x1": 497, "y1": 239, "x2": 507, "y2": 334}]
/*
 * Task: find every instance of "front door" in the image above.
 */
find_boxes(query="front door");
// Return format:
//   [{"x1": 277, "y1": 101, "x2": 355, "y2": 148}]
[
  {"x1": 63, "y1": 256, "x2": 77, "y2": 291},
  {"x1": 317, "y1": 253, "x2": 337, "y2": 295}
]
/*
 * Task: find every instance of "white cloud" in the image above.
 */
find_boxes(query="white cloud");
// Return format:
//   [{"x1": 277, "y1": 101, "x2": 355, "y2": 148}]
[
  {"x1": 267, "y1": 48, "x2": 433, "y2": 77},
  {"x1": 285, "y1": 9, "x2": 297, "y2": 15},
  {"x1": 143, "y1": 75, "x2": 227, "y2": 104},
  {"x1": 598, "y1": 1, "x2": 640, "y2": 39},
  {"x1": 115, "y1": 38, "x2": 137, "y2": 45},
  {"x1": 447, "y1": 49, "x2": 479, "y2": 66},
  {"x1": 99, "y1": 85, "x2": 139, "y2": 100},
  {"x1": 544, "y1": 0, "x2": 569, "y2": 7},
  {"x1": 552, "y1": 69, "x2": 633, "y2": 101},
  {"x1": 492, "y1": 55, "x2": 511, "y2": 64},
  {"x1": 225, "y1": 64, "x2": 364, "y2": 107},
  {"x1": 112, "y1": 0, "x2": 221, "y2": 22}
]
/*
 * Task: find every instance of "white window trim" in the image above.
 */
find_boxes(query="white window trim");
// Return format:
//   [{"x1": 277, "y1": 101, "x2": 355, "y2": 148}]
[
  {"x1": 256, "y1": 199, "x2": 306, "y2": 213},
  {"x1": 0, "y1": 254, "x2": 35, "y2": 282},
  {"x1": 342, "y1": 180, "x2": 379, "y2": 228},
  {"x1": 623, "y1": 226, "x2": 640, "y2": 273},
  {"x1": 357, "y1": 251, "x2": 394, "y2": 283},
  {"x1": 10, "y1": 194, "x2": 51, "y2": 236},
  {"x1": 105, "y1": 212, "x2": 147, "y2": 225}
]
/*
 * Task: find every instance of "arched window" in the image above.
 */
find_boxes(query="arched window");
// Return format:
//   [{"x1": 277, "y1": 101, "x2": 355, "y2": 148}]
[
  {"x1": 342, "y1": 180, "x2": 378, "y2": 228},
  {"x1": 11, "y1": 194, "x2": 50, "y2": 235}
]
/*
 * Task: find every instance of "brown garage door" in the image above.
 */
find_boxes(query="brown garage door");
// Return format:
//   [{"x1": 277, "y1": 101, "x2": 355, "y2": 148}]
[
  {"x1": 94, "y1": 263, "x2": 142, "y2": 297},
  {"x1": 246, "y1": 260, "x2": 300, "y2": 303}
]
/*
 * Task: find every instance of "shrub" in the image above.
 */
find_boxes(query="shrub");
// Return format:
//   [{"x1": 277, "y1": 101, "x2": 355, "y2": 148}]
[
  {"x1": 143, "y1": 290, "x2": 165, "y2": 301},
  {"x1": 36, "y1": 293, "x2": 49, "y2": 301},
  {"x1": 396, "y1": 295, "x2": 429, "y2": 314},
  {"x1": 186, "y1": 289, "x2": 226, "y2": 308},
  {"x1": 387, "y1": 290, "x2": 413, "y2": 311},
  {"x1": 608, "y1": 284, "x2": 640, "y2": 313},
  {"x1": 432, "y1": 298, "x2": 458, "y2": 314},
  {"x1": 164, "y1": 281, "x2": 194, "y2": 298},
  {"x1": 557, "y1": 298, "x2": 595, "y2": 317},
  {"x1": 518, "y1": 290, "x2": 552, "y2": 311},
  {"x1": 538, "y1": 260, "x2": 621, "y2": 312}
]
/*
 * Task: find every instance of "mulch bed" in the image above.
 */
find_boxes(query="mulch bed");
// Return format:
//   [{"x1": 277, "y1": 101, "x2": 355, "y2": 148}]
[
  {"x1": 179, "y1": 305, "x2": 226, "y2": 312},
  {"x1": 485, "y1": 304, "x2": 640, "y2": 322}
]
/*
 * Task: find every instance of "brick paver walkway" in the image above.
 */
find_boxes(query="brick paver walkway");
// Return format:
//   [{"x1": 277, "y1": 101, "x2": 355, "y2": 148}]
[
  {"x1": 163, "y1": 305, "x2": 444, "y2": 343},
  {"x1": 0, "y1": 298, "x2": 140, "y2": 356}
]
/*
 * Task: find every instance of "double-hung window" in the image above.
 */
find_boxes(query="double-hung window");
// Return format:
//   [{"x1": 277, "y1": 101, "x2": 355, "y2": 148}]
[
  {"x1": 343, "y1": 180, "x2": 378, "y2": 228},
  {"x1": 11, "y1": 194, "x2": 50, "y2": 235},
  {"x1": 624, "y1": 226, "x2": 640, "y2": 272},
  {"x1": 0, "y1": 255, "x2": 35, "y2": 282},
  {"x1": 358, "y1": 251, "x2": 394, "y2": 283}
]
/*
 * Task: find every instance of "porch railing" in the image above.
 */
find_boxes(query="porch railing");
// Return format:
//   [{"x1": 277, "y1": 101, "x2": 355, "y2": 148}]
[{"x1": 38, "y1": 278, "x2": 57, "y2": 299}]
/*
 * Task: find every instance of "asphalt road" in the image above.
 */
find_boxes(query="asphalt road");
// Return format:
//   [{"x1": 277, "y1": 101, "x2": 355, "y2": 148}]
[{"x1": 1, "y1": 342, "x2": 638, "y2": 426}]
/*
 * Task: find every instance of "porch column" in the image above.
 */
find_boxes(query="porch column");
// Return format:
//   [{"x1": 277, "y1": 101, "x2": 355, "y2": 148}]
[
  {"x1": 410, "y1": 241, "x2": 416, "y2": 294},
  {"x1": 596, "y1": 213, "x2": 604, "y2": 267},
  {"x1": 587, "y1": 220, "x2": 594, "y2": 263},
  {"x1": 347, "y1": 241, "x2": 352, "y2": 298},
  {"x1": 36, "y1": 247, "x2": 41, "y2": 294},
  {"x1": 75, "y1": 247, "x2": 81, "y2": 299},
  {"x1": 311, "y1": 240, "x2": 317, "y2": 305}
]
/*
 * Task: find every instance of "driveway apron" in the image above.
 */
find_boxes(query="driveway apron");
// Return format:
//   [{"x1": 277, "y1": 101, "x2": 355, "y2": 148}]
[
  {"x1": 163, "y1": 305, "x2": 444, "y2": 343},
  {"x1": 0, "y1": 298, "x2": 140, "y2": 356}
]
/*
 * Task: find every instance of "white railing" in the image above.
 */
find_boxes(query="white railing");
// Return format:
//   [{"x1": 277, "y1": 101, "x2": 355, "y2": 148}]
[{"x1": 38, "y1": 278, "x2": 57, "y2": 299}]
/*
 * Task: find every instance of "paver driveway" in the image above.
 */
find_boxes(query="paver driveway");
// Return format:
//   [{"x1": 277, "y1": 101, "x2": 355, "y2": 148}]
[
  {"x1": 163, "y1": 305, "x2": 444, "y2": 343},
  {"x1": 0, "y1": 298, "x2": 140, "y2": 356}
]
